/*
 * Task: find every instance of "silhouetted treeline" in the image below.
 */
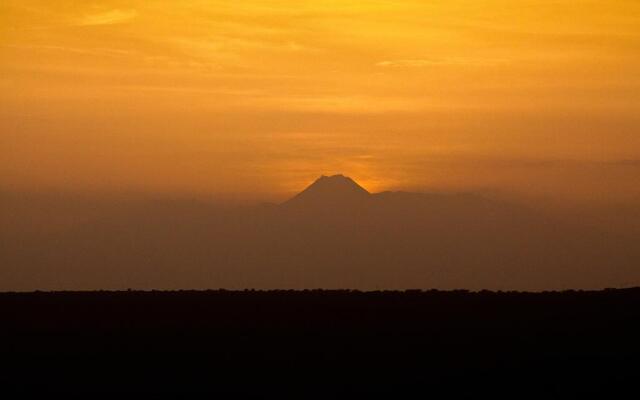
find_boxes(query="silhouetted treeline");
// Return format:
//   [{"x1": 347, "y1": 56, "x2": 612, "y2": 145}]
[{"x1": 1, "y1": 288, "x2": 639, "y2": 396}]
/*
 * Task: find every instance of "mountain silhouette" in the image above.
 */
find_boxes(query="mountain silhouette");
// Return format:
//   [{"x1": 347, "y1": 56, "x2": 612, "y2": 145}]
[
  {"x1": 282, "y1": 174, "x2": 370, "y2": 209},
  {"x1": 2, "y1": 174, "x2": 639, "y2": 291}
]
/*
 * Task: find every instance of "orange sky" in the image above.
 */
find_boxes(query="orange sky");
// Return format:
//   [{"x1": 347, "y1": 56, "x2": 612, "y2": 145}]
[{"x1": 1, "y1": 1, "x2": 639, "y2": 202}]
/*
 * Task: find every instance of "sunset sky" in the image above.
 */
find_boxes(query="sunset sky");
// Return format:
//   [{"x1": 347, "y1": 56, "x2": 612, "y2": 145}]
[{"x1": 2, "y1": 1, "x2": 639, "y2": 203}]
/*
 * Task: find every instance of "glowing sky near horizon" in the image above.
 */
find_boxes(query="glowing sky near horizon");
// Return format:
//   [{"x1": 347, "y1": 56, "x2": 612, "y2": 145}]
[{"x1": 1, "y1": 1, "x2": 639, "y2": 202}]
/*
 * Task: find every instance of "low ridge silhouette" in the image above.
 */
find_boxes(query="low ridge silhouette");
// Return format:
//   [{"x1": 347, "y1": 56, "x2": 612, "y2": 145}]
[{"x1": 3, "y1": 288, "x2": 640, "y2": 395}]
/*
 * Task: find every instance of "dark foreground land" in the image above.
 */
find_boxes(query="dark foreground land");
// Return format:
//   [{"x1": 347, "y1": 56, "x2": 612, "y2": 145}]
[{"x1": 2, "y1": 288, "x2": 640, "y2": 396}]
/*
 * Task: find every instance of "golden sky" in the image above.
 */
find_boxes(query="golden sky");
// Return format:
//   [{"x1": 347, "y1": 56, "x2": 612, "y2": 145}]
[{"x1": 1, "y1": 1, "x2": 639, "y2": 202}]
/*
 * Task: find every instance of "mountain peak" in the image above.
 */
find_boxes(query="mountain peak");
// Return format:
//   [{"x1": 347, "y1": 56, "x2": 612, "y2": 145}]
[
  {"x1": 283, "y1": 174, "x2": 370, "y2": 207},
  {"x1": 306, "y1": 174, "x2": 370, "y2": 195},
  {"x1": 315, "y1": 173, "x2": 363, "y2": 184}
]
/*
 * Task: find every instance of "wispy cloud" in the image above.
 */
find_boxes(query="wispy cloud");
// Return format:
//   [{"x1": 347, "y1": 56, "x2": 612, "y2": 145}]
[
  {"x1": 3, "y1": 44, "x2": 135, "y2": 57},
  {"x1": 376, "y1": 57, "x2": 508, "y2": 68},
  {"x1": 172, "y1": 36, "x2": 315, "y2": 57},
  {"x1": 78, "y1": 9, "x2": 137, "y2": 26}
]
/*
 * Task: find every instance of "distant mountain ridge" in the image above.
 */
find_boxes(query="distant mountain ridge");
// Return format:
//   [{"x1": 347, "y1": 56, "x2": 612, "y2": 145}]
[{"x1": 280, "y1": 174, "x2": 503, "y2": 216}]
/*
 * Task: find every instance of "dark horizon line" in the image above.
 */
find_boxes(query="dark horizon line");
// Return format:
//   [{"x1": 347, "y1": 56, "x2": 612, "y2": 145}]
[{"x1": 2, "y1": 287, "x2": 638, "y2": 295}]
